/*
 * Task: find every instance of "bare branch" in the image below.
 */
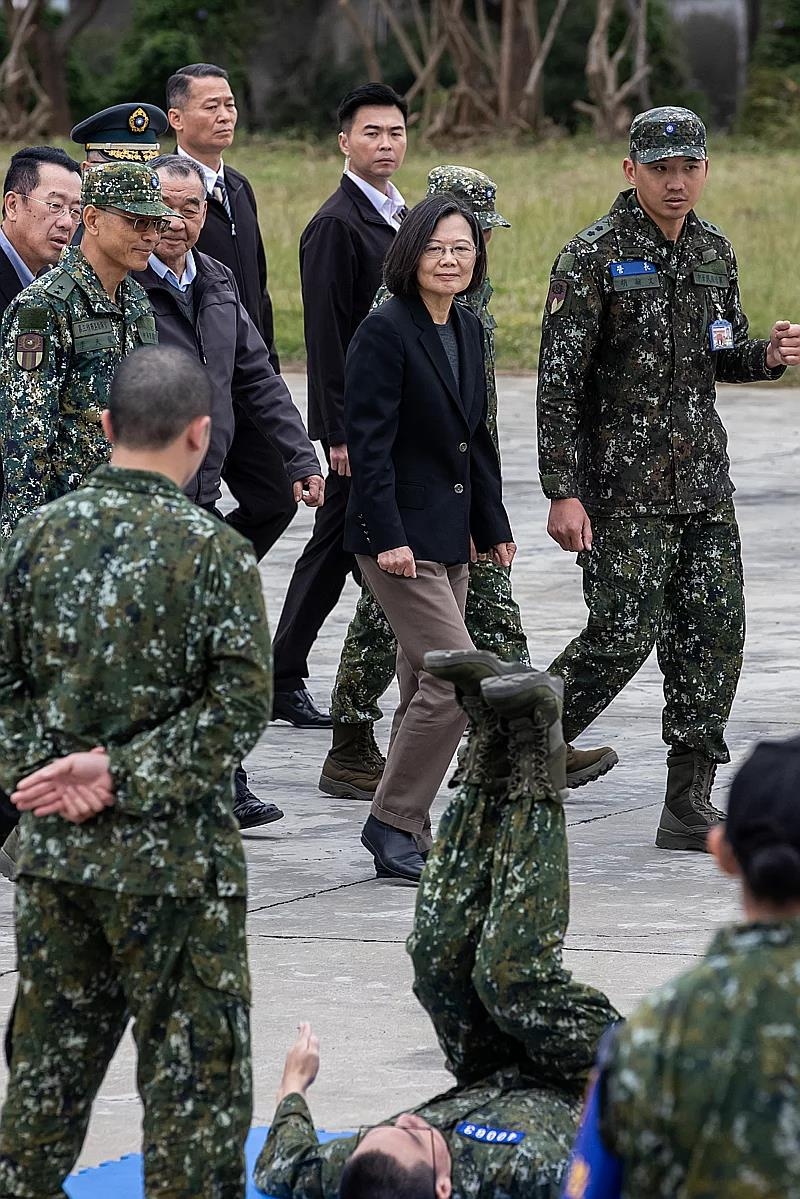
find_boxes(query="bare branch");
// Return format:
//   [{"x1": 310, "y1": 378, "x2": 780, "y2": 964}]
[
  {"x1": 522, "y1": 0, "x2": 571, "y2": 99},
  {"x1": 338, "y1": 0, "x2": 383, "y2": 80}
]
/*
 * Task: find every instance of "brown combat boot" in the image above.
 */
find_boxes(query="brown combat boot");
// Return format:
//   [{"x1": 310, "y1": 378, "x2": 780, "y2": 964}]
[
  {"x1": 655, "y1": 746, "x2": 725, "y2": 852},
  {"x1": 565, "y1": 743, "x2": 618, "y2": 788},
  {"x1": 319, "y1": 722, "x2": 385, "y2": 801}
]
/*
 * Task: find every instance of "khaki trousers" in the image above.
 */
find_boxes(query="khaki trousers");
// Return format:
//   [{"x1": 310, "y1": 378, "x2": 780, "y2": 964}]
[{"x1": 357, "y1": 556, "x2": 473, "y2": 849}]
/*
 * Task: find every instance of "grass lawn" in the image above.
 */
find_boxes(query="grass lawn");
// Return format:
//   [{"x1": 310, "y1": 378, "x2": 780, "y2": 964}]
[{"x1": 10, "y1": 136, "x2": 797, "y2": 371}]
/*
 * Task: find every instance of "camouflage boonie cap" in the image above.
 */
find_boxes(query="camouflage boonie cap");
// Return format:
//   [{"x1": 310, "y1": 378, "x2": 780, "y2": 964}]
[
  {"x1": 426, "y1": 164, "x2": 511, "y2": 229},
  {"x1": 629, "y1": 106, "x2": 707, "y2": 164},
  {"x1": 81, "y1": 162, "x2": 178, "y2": 217}
]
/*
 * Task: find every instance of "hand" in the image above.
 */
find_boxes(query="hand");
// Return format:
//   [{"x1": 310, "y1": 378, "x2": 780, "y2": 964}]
[
  {"x1": 275, "y1": 1021, "x2": 321, "y2": 1104},
  {"x1": 12, "y1": 749, "x2": 114, "y2": 821},
  {"x1": 377, "y1": 545, "x2": 416, "y2": 577},
  {"x1": 469, "y1": 536, "x2": 478, "y2": 564},
  {"x1": 490, "y1": 541, "x2": 517, "y2": 567},
  {"x1": 329, "y1": 444, "x2": 350, "y2": 477},
  {"x1": 293, "y1": 475, "x2": 325, "y2": 507},
  {"x1": 547, "y1": 498, "x2": 592, "y2": 552},
  {"x1": 767, "y1": 321, "x2": 800, "y2": 368}
]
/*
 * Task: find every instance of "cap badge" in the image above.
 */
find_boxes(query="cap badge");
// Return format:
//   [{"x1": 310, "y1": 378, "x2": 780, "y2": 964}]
[
  {"x1": 129, "y1": 107, "x2": 150, "y2": 134},
  {"x1": 665, "y1": 123, "x2": 675, "y2": 133}
]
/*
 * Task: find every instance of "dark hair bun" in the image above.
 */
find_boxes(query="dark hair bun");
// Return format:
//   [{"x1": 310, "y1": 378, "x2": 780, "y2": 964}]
[{"x1": 746, "y1": 843, "x2": 800, "y2": 904}]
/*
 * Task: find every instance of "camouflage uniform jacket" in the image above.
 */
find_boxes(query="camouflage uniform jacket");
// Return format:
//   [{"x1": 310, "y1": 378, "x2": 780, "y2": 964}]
[
  {"x1": 0, "y1": 465, "x2": 272, "y2": 898},
  {"x1": 0, "y1": 245, "x2": 157, "y2": 538},
  {"x1": 255, "y1": 1069, "x2": 579, "y2": 1198},
  {"x1": 537, "y1": 189, "x2": 784, "y2": 515},
  {"x1": 601, "y1": 918, "x2": 800, "y2": 1197}
]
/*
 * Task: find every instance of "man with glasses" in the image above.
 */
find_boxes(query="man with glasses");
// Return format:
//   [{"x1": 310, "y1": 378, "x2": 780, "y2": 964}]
[
  {"x1": 0, "y1": 160, "x2": 174, "y2": 539},
  {"x1": 254, "y1": 651, "x2": 618, "y2": 1198}
]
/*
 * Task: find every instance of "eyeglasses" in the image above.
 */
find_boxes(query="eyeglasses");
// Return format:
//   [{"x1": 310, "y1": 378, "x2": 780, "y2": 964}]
[
  {"x1": 105, "y1": 210, "x2": 171, "y2": 234},
  {"x1": 422, "y1": 242, "x2": 477, "y2": 260},
  {"x1": 20, "y1": 194, "x2": 82, "y2": 223}
]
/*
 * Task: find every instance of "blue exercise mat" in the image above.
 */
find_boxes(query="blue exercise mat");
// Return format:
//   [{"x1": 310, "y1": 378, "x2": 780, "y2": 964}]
[{"x1": 65, "y1": 1127, "x2": 349, "y2": 1198}]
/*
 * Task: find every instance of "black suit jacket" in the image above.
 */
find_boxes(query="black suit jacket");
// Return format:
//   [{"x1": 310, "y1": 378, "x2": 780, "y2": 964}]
[
  {"x1": 300, "y1": 175, "x2": 397, "y2": 446},
  {"x1": 192, "y1": 161, "x2": 279, "y2": 373},
  {"x1": 0, "y1": 246, "x2": 24, "y2": 318},
  {"x1": 343, "y1": 295, "x2": 512, "y2": 564}
]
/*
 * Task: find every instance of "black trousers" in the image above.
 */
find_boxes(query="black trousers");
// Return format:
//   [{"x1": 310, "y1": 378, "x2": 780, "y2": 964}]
[
  {"x1": 222, "y1": 408, "x2": 297, "y2": 562},
  {"x1": 272, "y1": 455, "x2": 361, "y2": 693}
]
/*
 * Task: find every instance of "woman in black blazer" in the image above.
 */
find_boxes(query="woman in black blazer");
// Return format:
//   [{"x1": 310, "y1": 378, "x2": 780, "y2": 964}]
[{"x1": 343, "y1": 194, "x2": 516, "y2": 882}]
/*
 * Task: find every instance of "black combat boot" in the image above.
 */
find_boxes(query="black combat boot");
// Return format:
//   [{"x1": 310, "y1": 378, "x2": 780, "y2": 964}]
[
  {"x1": 319, "y1": 721, "x2": 386, "y2": 801},
  {"x1": 655, "y1": 746, "x2": 725, "y2": 851}
]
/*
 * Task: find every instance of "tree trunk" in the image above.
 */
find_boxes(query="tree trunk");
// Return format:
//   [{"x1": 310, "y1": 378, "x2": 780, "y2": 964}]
[{"x1": 575, "y1": 0, "x2": 650, "y2": 139}]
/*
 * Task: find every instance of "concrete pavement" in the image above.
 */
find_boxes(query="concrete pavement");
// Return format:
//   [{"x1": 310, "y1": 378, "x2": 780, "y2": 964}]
[{"x1": 1, "y1": 372, "x2": 798, "y2": 1167}]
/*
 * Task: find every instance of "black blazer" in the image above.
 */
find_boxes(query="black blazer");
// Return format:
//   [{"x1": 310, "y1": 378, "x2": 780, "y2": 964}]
[
  {"x1": 343, "y1": 295, "x2": 512, "y2": 564},
  {"x1": 192, "y1": 162, "x2": 280, "y2": 372},
  {"x1": 299, "y1": 175, "x2": 396, "y2": 446},
  {"x1": 0, "y1": 247, "x2": 24, "y2": 318}
]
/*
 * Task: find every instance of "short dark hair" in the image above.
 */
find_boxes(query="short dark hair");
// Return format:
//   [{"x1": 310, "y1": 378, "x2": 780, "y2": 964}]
[
  {"x1": 108, "y1": 347, "x2": 212, "y2": 449},
  {"x1": 337, "y1": 83, "x2": 408, "y2": 132},
  {"x1": 339, "y1": 1150, "x2": 433, "y2": 1199},
  {"x1": 150, "y1": 153, "x2": 207, "y2": 193},
  {"x1": 3, "y1": 146, "x2": 81, "y2": 201},
  {"x1": 166, "y1": 63, "x2": 230, "y2": 109},
  {"x1": 383, "y1": 193, "x2": 487, "y2": 299}
]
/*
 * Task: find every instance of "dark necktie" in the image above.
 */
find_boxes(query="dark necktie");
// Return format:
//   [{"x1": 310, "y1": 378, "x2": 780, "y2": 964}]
[
  {"x1": 396, "y1": 205, "x2": 408, "y2": 223},
  {"x1": 212, "y1": 178, "x2": 232, "y2": 219}
]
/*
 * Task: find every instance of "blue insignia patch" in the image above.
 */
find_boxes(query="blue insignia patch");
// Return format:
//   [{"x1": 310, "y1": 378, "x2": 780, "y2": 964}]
[
  {"x1": 666, "y1": 123, "x2": 675, "y2": 133},
  {"x1": 455, "y1": 1121, "x2": 525, "y2": 1145},
  {"x1": 608, "y1": 260, "x2": 657, "y2": 277}
]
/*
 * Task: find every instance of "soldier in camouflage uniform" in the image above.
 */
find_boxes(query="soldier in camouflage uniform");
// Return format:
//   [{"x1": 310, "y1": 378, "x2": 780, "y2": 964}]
[
  {"x1": 0, "y1": 347, "x2": 272, "y2": 1198},
  {"x1": 255, "y1": 650, "x2": 618, "y2": 1198},
  {"x1": 537, "y1": 107, "x2": 800, "y2": 851},
  {"x1": 320, "y1": 166, "x2": 615, "y2": 804},
  {"x1": 564, "y1": 735, "x2": 800, "y2": 1198},
  {"x1": 0, "y1": 160, "x2": 175, "y2": 539}
]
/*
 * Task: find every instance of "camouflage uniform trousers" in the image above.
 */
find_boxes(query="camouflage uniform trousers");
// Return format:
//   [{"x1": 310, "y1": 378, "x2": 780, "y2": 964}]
[
  {"x1": 406, "y1": 739, "x2": 617, "y2": 1095},
  {"x1": 0, "y1": 878, "x2": 251, "y2": 1199},
  {"x1": 330, "y1": 561, "x2": 530, "y2": 724},
  {"x1": 549, "y1": 500, "x2": 745, "y2": 763}
]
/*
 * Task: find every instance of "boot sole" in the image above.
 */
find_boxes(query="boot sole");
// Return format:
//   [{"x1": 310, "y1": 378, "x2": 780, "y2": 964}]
[
  {"x1": 319, "y1": 774, "x2": 377, "y2": 802},
  {"x1": 655, "y1": 827, "x2": 710, "y2": 852},
  {"x1": 237, "y1": 807, "x2": 285, "y2": 831},
  {"x1": 567, "y1": 749, "x2": 619, "y2": 789},
  {"x1": 423, "y1": 649, "x2": 530, "y2": 693}
]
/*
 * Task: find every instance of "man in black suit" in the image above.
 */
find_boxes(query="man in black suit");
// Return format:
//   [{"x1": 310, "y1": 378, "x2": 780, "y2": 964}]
[
  {"x1": 167, "y1": 62, "x2": 296, "y2": 562},
  {"x1": 271, "y1": 83, "x2": 408, "y2": 730},
  {"x1": 0, "y1": 145, "x2": 82, "y2": 875}
]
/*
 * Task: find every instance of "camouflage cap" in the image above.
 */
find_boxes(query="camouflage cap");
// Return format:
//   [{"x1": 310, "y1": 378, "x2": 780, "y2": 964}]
[
  {"x1": 81, "y1": 162, "x2": 178, "y2": 217},
  {"x1": 426, "y1": 164, "x2": 510, "y2": 229},
  {"x1": 629, "y1": 106, "x2": 707, "y2": 164}
]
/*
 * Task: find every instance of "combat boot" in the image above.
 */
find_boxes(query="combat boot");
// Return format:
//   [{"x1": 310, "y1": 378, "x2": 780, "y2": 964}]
[
  {"x1": 319, "y1": 721, "x2": 386, "y2": 801},
  {"x1": 0, "y1": 826, "x2": 19, "y2": 883},
  {"x1": 565, "y1": 742, "x2": 618, "y2": 789},
  {"x1": 480, "y1": 671, "x2": 567, "y2": 800},
  {"x1": 423, "y1": 649, "x2": 530, "y2": 792},
  {"x1": 655, "y1": 746, "x2": 724, "y2": 852}
]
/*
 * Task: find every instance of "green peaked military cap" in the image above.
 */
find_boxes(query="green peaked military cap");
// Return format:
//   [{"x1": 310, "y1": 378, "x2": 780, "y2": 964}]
[
  {"x1": 71, "y1": 102, "x2": 169, "y2": 163},
  {"x1": 629, "y1": 106, "x2": 707, "y2": 164},
  {"x1": 81, "y1": 162, "x2": 179, "y2": 217},
  {"x1": 426, "y1": 164, "x2": 511, "y2": 229}
]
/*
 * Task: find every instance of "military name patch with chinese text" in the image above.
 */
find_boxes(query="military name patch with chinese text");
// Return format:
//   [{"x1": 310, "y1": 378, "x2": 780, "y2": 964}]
[{"x1": 455, "y1": 1121, "x2": 526, "y2": 1145}]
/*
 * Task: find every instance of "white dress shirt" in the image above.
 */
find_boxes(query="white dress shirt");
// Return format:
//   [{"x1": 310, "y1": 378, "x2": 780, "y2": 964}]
[{"x1": 345, "y1": 170, "x2": 406, "y2": 229}]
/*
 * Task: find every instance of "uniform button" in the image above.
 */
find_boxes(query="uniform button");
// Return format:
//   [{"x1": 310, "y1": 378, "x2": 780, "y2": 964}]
[
  {"x1": 454, "y1": 483, "x2": 464, "y2": 494},
  {"x1": 458, "y1": 441, "x2": 468, "y2": 453}
]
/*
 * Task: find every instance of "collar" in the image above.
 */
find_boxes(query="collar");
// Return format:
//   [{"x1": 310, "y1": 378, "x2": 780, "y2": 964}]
[
  {"x1": 85, "y1": 463, "x2": 188, "y2": 500},
  {"x1": 58, "y1": 245, "x2": 152, "y2": 321},
  {"x1": 177, "y1": 145, "x2": 225, "y2": 196},
  {"x1": 0, "y1": 227, "x2": 35, "y2": 287},
  {"x1": 147, "y1": 249, "x2": 197, "y2": 292},
  {"x1": 706, "y1": 916, "x2": 800, "y2": 959},
  {"x1": 345, "y1": 170, "x2": 405, "y2": 228},
  {"x1": 611, "y1": 188, "x2": 705, "y2": 248}
]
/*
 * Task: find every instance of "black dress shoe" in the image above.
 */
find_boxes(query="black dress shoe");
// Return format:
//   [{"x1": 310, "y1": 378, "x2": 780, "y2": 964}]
[
  {"x1": 361, "y1": 814, "x2": 425, "y2": 882},
  {"x1": 233, "y1": 770, "x2": 284, "y2": 830},
  {"x1": 272, "y1": 688, "x2": 333, "y2": 728}
]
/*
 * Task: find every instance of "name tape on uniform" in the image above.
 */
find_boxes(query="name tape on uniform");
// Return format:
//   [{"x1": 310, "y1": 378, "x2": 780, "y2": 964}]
[
  {"x1": 608, "y1": 260, "x2": 657, "y2": 277},
  {"x1": 455, "y1": 1121, "x2": 526, "y2": 1145}
]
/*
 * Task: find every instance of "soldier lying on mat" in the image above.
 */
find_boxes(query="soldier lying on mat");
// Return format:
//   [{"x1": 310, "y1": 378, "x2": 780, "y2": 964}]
[{"x1": 254, "y1": 650, "x2": 618, "y2": 1198}]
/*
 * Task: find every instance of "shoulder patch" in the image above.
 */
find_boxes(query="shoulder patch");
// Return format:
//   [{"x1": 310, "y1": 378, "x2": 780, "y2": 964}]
[
  {"x1": 42, "y1": 271, "x2": 77, "y2": 300},
  {"x1": 556, "y1": 251, "x2": 575, "y2": 272},
  {"x1": 699, "y1": 217, "x2": 726, "y2": 238},
  {"x1": 15, "y1": 332, "x2": 47, "y2": 371},
  {"x1": 17, "y1": 306, "x2": 49, "y2": 333},
  {"x1": 576, "y1": 215, "x2": 614, "y2": 245}
]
